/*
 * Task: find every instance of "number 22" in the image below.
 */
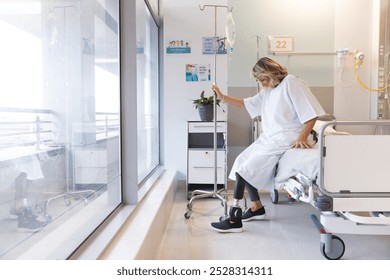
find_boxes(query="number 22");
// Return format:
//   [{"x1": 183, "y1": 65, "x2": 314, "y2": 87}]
[{"x1": 276, "y1": 40, "x2": 287, "y2": 49}]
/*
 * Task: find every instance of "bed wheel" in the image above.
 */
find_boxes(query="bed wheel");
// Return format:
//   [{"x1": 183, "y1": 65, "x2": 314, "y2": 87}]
[
  {"x1": 320, "y1": 235, "x2": 345, "y2": 260},
  {"x1": 270, "y1": 189, "x2": 279, "y2": 204}
]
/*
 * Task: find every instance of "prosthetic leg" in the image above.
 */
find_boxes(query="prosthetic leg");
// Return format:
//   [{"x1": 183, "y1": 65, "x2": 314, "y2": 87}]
[
  {"x1": 13, "y1": 172, "x2": 49, "y2": 233},
  {"x1": 211, "y1": 198, "x2": 243, "y2": 233}
]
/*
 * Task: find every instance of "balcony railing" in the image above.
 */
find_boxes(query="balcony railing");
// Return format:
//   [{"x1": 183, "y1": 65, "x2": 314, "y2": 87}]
[
  {"x1": 0, "y1": 107, "x2": 55, "y2": 150},
  {"x1": 95, "y1": 112, "x2": 120, "y2": 139},
  {"x1": 0, "y1": 107, "x2": 119, "y2": 151}
]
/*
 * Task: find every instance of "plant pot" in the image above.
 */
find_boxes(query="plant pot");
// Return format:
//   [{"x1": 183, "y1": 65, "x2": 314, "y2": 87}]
[{"x1": 198, "y1": 104, "x2": 214, "y2": 121}]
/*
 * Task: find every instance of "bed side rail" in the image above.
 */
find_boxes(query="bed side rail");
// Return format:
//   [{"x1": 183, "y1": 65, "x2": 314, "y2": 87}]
[{"x1": 317, "y1": 120, "x2": 390, "y2": 198}]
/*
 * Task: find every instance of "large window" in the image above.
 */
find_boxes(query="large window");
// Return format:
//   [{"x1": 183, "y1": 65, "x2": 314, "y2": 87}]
[
  {"x1": 0, "y1": 0, "x2": 121, "y2": 259},
  {"x1": 136, "y1": 0, "x2": 160, "y2": 183}
]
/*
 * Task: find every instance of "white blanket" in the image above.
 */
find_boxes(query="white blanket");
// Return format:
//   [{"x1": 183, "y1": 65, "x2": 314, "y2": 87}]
[{"x1": 274, "y1": 147, "x2": 318, "y2": 189}]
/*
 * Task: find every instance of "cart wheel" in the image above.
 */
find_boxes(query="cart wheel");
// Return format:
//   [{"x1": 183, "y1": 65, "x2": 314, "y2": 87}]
[
  {"x1": 320, "y1": 235, "x2": 345, "y2": 260},
  {"x1": 270, "y1": 189, "x2": 279, "y2": 204}
]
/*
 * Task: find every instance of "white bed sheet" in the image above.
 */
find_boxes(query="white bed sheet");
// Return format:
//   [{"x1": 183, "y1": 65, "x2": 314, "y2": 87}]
[
  {"x1": 273, "y1": 120, "x2": 349, "y2": 190},
  {"x1": 274, "y1": 146, "x2": 319, "y2": 190}
]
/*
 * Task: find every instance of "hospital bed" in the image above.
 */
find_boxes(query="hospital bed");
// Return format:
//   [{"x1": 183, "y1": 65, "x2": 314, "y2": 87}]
[{"x1": 272, "y1": 119, "x2": 390, "y2": 260}]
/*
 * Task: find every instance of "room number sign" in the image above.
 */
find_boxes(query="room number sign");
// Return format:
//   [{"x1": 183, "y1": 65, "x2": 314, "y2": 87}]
[{"x1": 268, "y1": 36, "x2": 294, "y2": 53}]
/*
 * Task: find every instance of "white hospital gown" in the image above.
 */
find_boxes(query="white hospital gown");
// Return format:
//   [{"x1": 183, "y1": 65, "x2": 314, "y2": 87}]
[{"x1": 229, "y1": 75, "x2": 325, "y2": 190}]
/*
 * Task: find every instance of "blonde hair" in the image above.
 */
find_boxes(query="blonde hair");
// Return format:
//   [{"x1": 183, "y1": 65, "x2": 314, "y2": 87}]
[{"x1": 251, "y1": 57, "x2": 288, "y2": 88}]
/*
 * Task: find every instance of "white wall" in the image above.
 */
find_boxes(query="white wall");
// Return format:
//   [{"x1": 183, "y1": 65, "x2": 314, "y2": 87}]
[
  {"x1": 163, "y1": 0, "x2": 229, "y2": 181},
  {"x1": 226, "y1": 0, "x2": 380, "y2": 120},
  {"x1": 227, "y1": 0, "x2": 335, "y2": 88},
  {"x1": 334, "y1": 0, "x2": 379, "y2": 120}
]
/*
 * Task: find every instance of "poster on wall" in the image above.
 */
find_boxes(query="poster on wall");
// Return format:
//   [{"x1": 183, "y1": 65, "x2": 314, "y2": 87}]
[
  {"x1": 202, "y1": 37, "x2": 227, "y2": 55},
  {"x1": 136, "y1": 39, "x2": 144, "y2": 54},
  {"x1": 185, "y1": 64, "x2": 211, "y2": 82},
  {"x1": 166, "y1": 39, "x2": 191, "y2": 54}
]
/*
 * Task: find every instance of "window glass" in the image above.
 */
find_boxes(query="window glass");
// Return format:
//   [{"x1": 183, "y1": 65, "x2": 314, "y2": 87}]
[
  {"x1": 146, "y1": 0, "x2": 159, "y2": 16},
  {"x1": 0, "y1": 0, "x2": 121, "y2": 259},
  {"x1": 136, "y1": 0, "x2": 160, "y2": 183}
]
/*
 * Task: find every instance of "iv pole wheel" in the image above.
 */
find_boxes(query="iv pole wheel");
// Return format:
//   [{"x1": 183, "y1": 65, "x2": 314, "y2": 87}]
[
  {"x1": 184, "y1": 203, "x2": 192, "y2": 219},
  {"x1": 64, "y1": 198, "x2": 71, "y2": 206},
  {"x1": 184, "y1": 211, "x2": 191, "y2": 219}
]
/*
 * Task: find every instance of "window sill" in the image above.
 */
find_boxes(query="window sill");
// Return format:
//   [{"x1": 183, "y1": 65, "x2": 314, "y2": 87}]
[{"x1": 70, "y1": 166, "x2": 177, "y2": 260}]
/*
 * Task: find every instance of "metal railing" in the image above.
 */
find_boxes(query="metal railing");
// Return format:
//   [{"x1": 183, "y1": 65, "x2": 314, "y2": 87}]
[
  {"x1": 95, "y1": 112, "x2": 120, "y2": 139},
  {"x1": 0, "y1": 107, "x2": 55, "y2": 150},
  {"x1": 0, "y1": 107, "x2": 119, "y2": 150}
]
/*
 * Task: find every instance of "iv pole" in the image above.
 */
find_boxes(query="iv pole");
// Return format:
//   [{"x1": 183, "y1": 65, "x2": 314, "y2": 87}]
[{"x1": 185, "y1": 4, "x2": 233, "y2": 219}]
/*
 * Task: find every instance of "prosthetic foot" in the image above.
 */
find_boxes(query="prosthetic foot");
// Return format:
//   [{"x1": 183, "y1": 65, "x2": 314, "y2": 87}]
[
  {"x1": 17, "y1": 207, "x2": 48, "y2": 233},
  {"x1": 211, "y1": 202, "x2": 243, "y2": 233}
]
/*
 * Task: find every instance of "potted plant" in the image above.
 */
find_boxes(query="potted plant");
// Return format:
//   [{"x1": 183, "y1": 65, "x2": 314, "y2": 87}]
[{"x1": 193, "y1": 90, "x2": 221, "y2": 121}]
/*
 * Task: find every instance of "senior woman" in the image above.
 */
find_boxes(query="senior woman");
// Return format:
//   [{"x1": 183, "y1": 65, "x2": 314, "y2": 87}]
[{"x1": 211, "y1": 57, "x2": 325, "y2": 233}]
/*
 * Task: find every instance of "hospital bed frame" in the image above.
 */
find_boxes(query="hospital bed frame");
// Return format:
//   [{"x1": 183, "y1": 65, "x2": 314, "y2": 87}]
[{"x1": 276, "y1": 119, "x2": 390, "y2": 260}]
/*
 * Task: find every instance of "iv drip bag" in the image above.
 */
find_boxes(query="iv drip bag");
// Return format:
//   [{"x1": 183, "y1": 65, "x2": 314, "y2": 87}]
[{"x1": 226, "y1": 12, "x2": 235, "y2": 46}]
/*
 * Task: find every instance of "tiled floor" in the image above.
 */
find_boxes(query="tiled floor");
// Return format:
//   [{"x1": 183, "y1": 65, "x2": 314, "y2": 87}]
[{"x1": 156, "y1": 186, "x2": 390, "y2": 260}]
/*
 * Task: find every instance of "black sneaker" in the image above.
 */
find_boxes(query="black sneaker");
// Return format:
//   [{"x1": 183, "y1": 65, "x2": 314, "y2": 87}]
[
  {"x1": 242, "y1": 206, "x2": 266, "y2": 222},
  {"x1": 211, "y1": 218, "x2": 243, "y2": 233},
  {"x1": 17, "y1": 214, "x2": 47, "y2": 233}
]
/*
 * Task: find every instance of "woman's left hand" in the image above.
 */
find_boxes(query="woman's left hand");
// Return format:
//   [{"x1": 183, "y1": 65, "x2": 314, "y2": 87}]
[
  {"x1": 292, "y1": 118, "x2": 317, "y2": 149},
  {"x1": 292, "y1": 138, "x2": 314, "y2": 149}
]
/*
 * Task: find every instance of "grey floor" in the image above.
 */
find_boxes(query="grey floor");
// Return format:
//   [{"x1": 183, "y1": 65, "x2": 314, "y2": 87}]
[{"x1": 156, "y1": 186, "x2": 390, "y2": 260}]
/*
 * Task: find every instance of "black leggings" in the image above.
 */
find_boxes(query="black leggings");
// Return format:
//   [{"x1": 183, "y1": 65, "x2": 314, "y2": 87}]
[{"x1": 233, "y1": 172, "x2": 260, "y2": 202}]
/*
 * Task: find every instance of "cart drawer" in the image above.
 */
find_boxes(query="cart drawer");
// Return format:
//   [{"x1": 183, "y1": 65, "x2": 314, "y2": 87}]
[
  {"x1": 188, "y1": 150, "x2": 225, "y2": 184},
  {"x1": 188, "y1": 122, "x2": 227, "y2": 133}
]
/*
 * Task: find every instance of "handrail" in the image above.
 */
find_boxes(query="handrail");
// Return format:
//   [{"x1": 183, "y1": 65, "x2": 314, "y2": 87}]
[
  {"x1": 0, "y1": 108, "x2": 119, "y2": 150},
  {"x1": 0, "y1": 109, "x2": 54, "y2": 150},
  {"x1": 0, "y1": 107, "x2": 54, "y2": 114}
]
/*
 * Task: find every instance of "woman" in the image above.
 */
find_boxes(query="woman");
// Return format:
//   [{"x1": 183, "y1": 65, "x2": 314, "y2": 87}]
[{"x1": 211, "y1": 57, "x2": 325, "y2": 233}]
